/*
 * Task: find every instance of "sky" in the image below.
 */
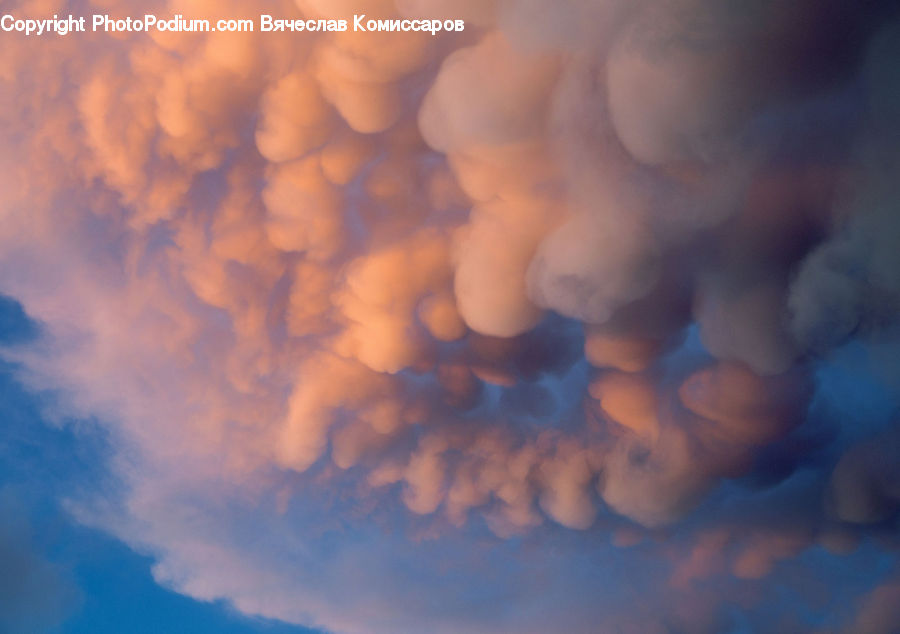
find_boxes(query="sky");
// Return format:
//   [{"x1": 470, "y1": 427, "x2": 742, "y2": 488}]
[
  {"x1": 0, "y1": 295, "x2": 318, "y2": 634},
  {"x1": 1, "y1": 0, "x2": 900, "y2": 633}
]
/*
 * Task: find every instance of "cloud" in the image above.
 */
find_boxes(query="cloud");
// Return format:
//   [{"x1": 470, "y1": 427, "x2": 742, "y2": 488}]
[{"x1": 1, "y1": 0, "x2": 900, "y2": 632}]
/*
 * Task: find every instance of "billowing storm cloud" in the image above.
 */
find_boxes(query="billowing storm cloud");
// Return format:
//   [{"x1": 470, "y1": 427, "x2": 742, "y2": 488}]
[{"x1": 1, "y1": 0, "x2": 900, "y2": 631}]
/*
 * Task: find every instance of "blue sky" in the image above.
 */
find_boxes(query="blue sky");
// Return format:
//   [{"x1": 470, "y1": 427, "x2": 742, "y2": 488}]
[
  {"x1": 0, "y1": 295, "x2": 318, "y2": 634},
  {"x1": 2, "y1": 287, "x2": 899, "y2": 633}
]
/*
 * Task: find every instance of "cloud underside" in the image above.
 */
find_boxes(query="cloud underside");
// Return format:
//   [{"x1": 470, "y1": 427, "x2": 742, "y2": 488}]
[{"x1": 1, "y1": 0, "x2": 900, "y2": 632}]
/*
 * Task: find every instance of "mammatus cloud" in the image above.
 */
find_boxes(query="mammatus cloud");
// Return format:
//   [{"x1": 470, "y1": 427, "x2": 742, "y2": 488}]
[{"x1": 1, "y1": 0, "x2": 900, "y2": 631}]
